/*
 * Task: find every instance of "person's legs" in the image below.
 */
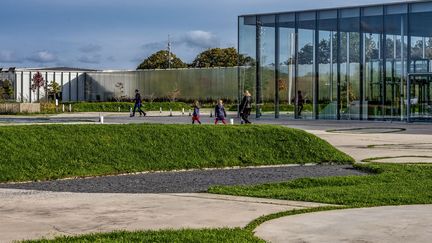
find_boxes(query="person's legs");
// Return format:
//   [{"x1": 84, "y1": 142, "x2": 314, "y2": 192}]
[
  {"x1": 131, "y1": 104, "x2": 138, "y2": 117},
  {"x1": 221, "y1": 119, "x2": 226, "y2": 125},
  {"x1": 214, "y1": 118, "x2": 218, "y2": 125},
  {"x1": 298, "y1": 104, "x2": 303, "y2": 117},
  {"x1": 244, "y1": 109, "x2": 251, "y2": 124}
]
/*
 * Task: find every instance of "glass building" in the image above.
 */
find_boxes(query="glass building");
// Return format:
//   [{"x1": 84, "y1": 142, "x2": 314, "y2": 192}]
[{"x1": 238, "y1": 1, "x2": 432, "y2": 121}]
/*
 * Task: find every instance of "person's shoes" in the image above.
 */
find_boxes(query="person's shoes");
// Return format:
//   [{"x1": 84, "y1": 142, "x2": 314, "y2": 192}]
[
  {"x1": 241, "y1": 121, "x2": 244, "y2": 124},
  {"x1": 143, "y1": 112, "x2": 147, "y2": 117},
  {"x1": 130, "y1": 115, "x2": 134, "y2": 117}
]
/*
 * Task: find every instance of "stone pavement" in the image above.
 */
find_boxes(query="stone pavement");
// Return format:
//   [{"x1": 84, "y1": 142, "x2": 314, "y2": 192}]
[
  {"x1": 254, "y1": 205, "x2": 432, "y2": 243},
  {"x1": 0, "y1": 189, "x2": 328, "y2": 242}
]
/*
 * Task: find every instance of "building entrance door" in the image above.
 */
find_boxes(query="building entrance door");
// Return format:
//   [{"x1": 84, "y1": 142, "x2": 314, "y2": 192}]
[{"x1": 407, "y1": 73, "x2": 432, "y2": 121}]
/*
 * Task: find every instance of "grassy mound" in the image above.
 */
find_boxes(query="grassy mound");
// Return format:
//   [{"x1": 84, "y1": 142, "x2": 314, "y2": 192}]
[
  {"x1": 0, "y1": 124, "x2": 353, "y2": 182},
  {"x1": 209, "y1": 163, "x2": 432, "y2": 207}
]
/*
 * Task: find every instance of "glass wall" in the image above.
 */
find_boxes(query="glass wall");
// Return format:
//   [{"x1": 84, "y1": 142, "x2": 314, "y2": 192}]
[
  {"x1": 258, "y1": 15, "x2": 276, "y2": 117},
  {"x1": 296, "y1": 12, "x2": 315, "y2": 119},
  {"x1": 409, "y1": 2, "x2": 432, "y2": 120},
  {"x1": 278, "y1": 13, "x2": 296, "y2": 119},
  {"x1": 238, "y1": 16, "x2": 257, "y2": 115},
  {"x1": 318, "y1": 10, "x2": 338, "y2": 119},
  {"x1": 239, "y1": 1, "x2": 432, "y2": 121}
]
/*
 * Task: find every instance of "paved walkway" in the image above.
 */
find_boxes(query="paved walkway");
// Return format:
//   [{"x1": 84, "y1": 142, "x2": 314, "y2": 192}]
[
  {"x1": 255, "y1": 205, "x2": 432, "y2": 243},
  {"x1": 0, "y1": 189, "x2": 328, "y2": 242},
  {"x1": 0, "y1": 165, "x2": 364, "y2": 193}
]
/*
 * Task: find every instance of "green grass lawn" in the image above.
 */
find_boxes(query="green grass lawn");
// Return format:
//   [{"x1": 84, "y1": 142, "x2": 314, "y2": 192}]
[
  {"x1": 209, "y1": 163, "x2": 432, "y2": 207},
  {"x1": 0, "y1": 124, "x2": 353, "y2": 182},
  {"x1": 23, "y1": 228, "x2": 264, "y2": 243},
  {"x1": 39, "y1": 102, "x2": 191, "y2": 113}
]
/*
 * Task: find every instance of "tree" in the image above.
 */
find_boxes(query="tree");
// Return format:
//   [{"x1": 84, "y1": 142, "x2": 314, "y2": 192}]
[
  {"x1": 0, "y1": 79, "x2": 13, "y2": 100},
  {"x1": 48, "y1": 80, "x2": 61, "y2": 99},
  {"x1": 31, "y1": 72, "x2": 45, "y2": 92},
  {"x1": 137, "y1": 50, "x2": 187, "y2": 70},
  {"x1": 192, "y1": 47, "x2": 252, "y2": 68}
]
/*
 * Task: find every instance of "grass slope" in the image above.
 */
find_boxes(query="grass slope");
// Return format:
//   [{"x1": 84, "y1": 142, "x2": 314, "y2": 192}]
[
  {"x1": 209, "y1": 163, "x2": 432, "y2": 207},
  {"x1": 23, "y1": 228, "x2": 264, "y2": 243},
  {"x1": 0, "y1": 124, "x2": 353, "y2": 182}
]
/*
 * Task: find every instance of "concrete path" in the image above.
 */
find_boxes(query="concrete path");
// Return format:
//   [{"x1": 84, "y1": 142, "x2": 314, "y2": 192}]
[
  {"x1": 0, "y1": 188, "x2": 328, "y2": 243},
  {"x1": 255, "y1": 205, "x2": 432, "y2": 243}
]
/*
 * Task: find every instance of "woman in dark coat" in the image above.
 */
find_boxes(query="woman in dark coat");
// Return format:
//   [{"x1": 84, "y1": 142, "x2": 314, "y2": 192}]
[{"x1": 239, "y1": 90, "x2": 252, "y2": 124}]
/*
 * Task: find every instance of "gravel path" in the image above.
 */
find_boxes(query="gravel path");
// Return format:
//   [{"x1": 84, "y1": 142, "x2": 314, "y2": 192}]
[{"x1": 0, "y1": 165, "x2": 366, "y2": 193}]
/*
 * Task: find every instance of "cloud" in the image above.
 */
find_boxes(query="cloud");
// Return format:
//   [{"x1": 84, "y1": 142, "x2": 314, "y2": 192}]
[
  {"x1": 179, "y1": 30, "x2": 220, "y2": 49},
  {"x1": 78, "y1": 54, "x2": 101, "y2": 64},
  {"x1": 27, "y1": 51, "x2": 58, "y2": 63},
  {"x1": 79, "y1": 44, "x2": 102, "y2": 53},
  {"x1": 106, "y1": 56, "x2": 116, "y2": 61},
  {"x1": 0, "y1": 50, "x2": 21, "y2": 63}
]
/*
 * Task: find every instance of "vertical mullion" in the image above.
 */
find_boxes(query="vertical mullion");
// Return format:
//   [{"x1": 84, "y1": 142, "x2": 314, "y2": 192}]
[
  {"x1": 256, "y1": 17, "x2": 262, "y2": 118},
  {"x1": 406, "y1": 4, "x2": 411, "y2": 121},
  {"x1": 337, "y1": 10, "x2": 341, "y2": 120},
  {"x1": 294, "y1": 13, "x2": 299, "y2": 119},
  {"x1": 359, "y1": 8, "x2": 364, "y2": 120},
  {"x1": 382, "y1": 7, "x2": 387, "y2": 119},
  {"x1": 314, "y1": 12, "x2": 319, "y2": 119},
  {"x1": 275, "y1": 15, "x2": 280, "y2": 118}
]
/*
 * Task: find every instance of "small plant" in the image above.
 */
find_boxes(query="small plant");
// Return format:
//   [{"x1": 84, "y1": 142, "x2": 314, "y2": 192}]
[
  {"x1": 0, "y1": 79, "x2": 14, "y2": 100},
  {"x1": 167, "y1": 84, "x2": 181, "y2": 102}
]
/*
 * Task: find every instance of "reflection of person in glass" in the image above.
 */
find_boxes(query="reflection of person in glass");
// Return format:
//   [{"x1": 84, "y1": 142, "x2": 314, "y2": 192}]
[
  {"x1": 294, "y1": 90, "x2": 304, "y2": 117},
  {"x1": 239, "y1": 90, "x2": 253, "y2": 124}
]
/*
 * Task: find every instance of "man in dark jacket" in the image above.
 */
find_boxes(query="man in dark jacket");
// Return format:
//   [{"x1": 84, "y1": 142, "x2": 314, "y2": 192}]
[
  {"x1": 239, "y1": 90, "x2": 252, "y2": 124},
  {"x1": 131, "y1": 89, "x2": 146, "y2": 117}
]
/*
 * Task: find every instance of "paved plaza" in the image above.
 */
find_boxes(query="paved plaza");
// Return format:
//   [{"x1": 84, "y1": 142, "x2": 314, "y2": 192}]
[{"x1": 1, "y1": 113, "x2": 431, "y2": 242}]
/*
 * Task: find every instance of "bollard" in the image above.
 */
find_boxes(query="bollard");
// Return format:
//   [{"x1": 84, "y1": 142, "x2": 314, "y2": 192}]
[
  {"x1": 69, "y1": 104, "x2": 72, "y2": 112},
  {"x1": 182, "y1": 108, "x2": 185, "y2": 116},
  {"x1": 169, "y1": 108, "x2": 173, "y2": 117},
  {"x1": 62, "y1": 104, "x2": 65, "y2": 112},
  {"x1": 188, "y1": 109, "x2": 191, "y2": 116},
  {"x1": 160, "y1": 107, "x2": 162, "y2": 114},
  {"x1": 55, "y1": 99, "x2": 58, "y2": 107},
  {"x1": 129, "y1": 107, "x2": 133, "y2": 116},
  {"x1": 99, "y1": 115, "x2": 104, "y2": 124},
  {"x1": 210, "y1": 110, "x2": 213, "y2": 118},
  {"x1": 118, "y1": 107, "x2": 121, "y2": 112},
  {"x1": 230, "y1": 118, "x2": 234, "y2": 125}
]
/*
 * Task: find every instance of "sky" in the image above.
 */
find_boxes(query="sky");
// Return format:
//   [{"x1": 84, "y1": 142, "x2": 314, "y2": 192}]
[{"x1": 0, "y1": 0, "x2": 405, "y2": 70}]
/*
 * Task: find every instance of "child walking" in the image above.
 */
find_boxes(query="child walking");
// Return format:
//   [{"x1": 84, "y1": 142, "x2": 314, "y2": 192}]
[
  {"x1": 214, "y1": 99, "x2": 227, "y2": 125},
  {"x1": 192, "y1": 101, "x2": 202, "y2": 124}
]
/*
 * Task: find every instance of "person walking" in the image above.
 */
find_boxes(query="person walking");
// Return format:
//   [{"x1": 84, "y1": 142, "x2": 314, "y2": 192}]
[
  {"x1": 294, "y1": 90, "x2": 304, "y2": 118},
  {"x1": 130, "y1": 89, "x2": 146, "y2": 117},
  {"x1": 214, "y1": 99, "x2": 227, "y2": 125},
  {"x1": 192, "y1": 101, "x2": 202, "y2": 124},
  {"x1": 239, "y1": 90, "x2": 253, "y2": 124}
]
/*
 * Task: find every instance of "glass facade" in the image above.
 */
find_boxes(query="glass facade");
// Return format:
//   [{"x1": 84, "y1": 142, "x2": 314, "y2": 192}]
[{"x1": 239, "y1": 1, "x2": 432, "y2": 121}]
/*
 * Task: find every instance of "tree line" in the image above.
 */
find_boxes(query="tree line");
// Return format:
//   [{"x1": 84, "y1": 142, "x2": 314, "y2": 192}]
[{"x1": 137, "y1": 47, "x2": 252, "y2": 70}]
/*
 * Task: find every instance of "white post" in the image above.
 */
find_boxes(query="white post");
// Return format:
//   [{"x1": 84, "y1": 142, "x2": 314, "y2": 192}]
[
  {"x1": 118, "y1": 107, "x2": 121, "y2": 112},
  {"x1": 169, "y1": 108, "x2": 172, "y2": 117},
  {"x1": 69, "y1": 104, "x2": 72, "y2": 112},
  {"x1": 55, "y1": 99, "x2": 58, "y2": 107},
  {"x1": 230, "y1": 118, "x2": 234, "y2": 125},
  {"x1": 210, "y1": 110, "x2": 213, "y2": 117},
  {"x1": 99, "y1": 113, "x2": 104, "y2": 124},
  {"x1": 62, "y1": 104, "x2": 65, "y2": 112},
  {"x1": 160, "y1": 107, "x2": 162, "y2": 113},
  {"x1": 130, "y1": 107, "x2": 133, "y2": 116},
  {"x1": 182, "y1": 108, "x2": 185, "y2": 115}
]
